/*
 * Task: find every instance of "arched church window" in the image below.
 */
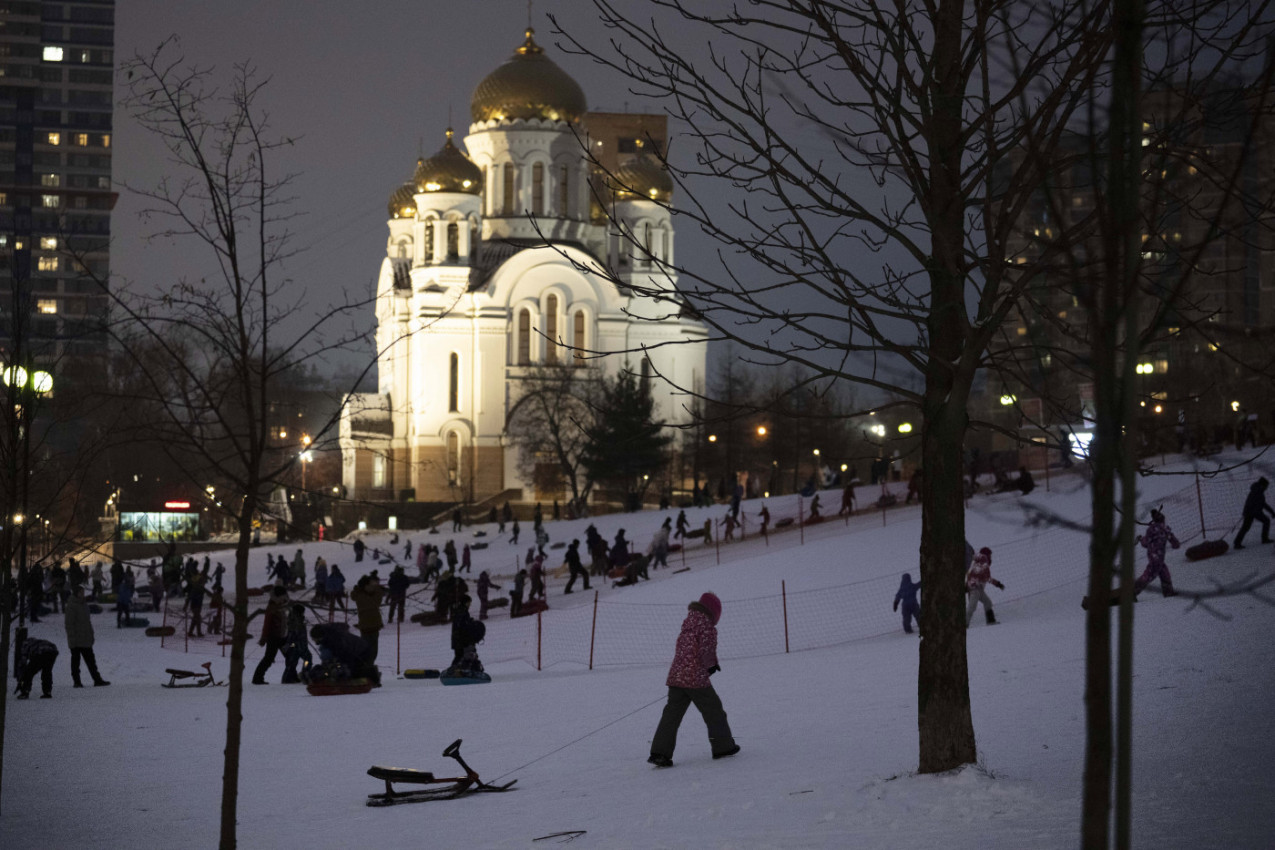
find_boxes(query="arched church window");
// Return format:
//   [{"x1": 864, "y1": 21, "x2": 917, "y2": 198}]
[
  {"x1": 532, "y1": 163, "x2": 545, "y2": 216},
  {"x1": 573, "y1": 310, "x2": 586, "y2": 363},
  {"x1": 644, "y1": 223, "x2": 652, "y2": 265},
  {"x1": 470, "y1": 221, "x2": 479, "y2": 257},
  {"x1": 559, "y1": 164, "x2": 569, "y2": 217},
  {"x1": 446, "y1": 431, "x2": 460, "y2": 482},
  {"x1": 661, "y1": 228, "x2": 669, "y2": 262},
  {"x1": 502, "y1": 164, "x2": 515, "y2": 215},
  {"x1": 447, "y1": 222, "x2": 459, "y2": 261},
  {"x1": 397, "y1": 241, "x2": 408, "y2": 259},
  {"x1": 517, "y1": 308, "x2": 531, "y2": 365},
  {"x1": 424, "y1": 221, "x2": 435, "y2": 263},
  {"x1": 545, "y1": 294, "x2": 559, "y2": 364},
  {"x1": 448, "y1": 352, "x2": 460, "y2": 412}
]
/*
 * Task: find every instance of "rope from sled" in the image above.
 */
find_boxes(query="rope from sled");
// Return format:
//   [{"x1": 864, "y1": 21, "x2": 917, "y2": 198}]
[{"x1": 490, "y1": 693, "x2": 667, "y2": 784}]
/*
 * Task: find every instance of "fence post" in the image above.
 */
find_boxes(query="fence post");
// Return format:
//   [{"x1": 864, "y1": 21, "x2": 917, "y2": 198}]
[
  {"x1": 589, "y1": 590, "x2": 598, "y2": 671},
  {"x1": 782, "y1": 580, "x2": 790, "y2": 654},
  {"x1": 184, "y1": 602, "x2": 189, "y2": 653},
  {"x1": 536, "y1": 607, "x2": 542, "y2": 672},
  {"x1": 396, "y1": 617, "x2": 401, "y2": 675},
  {"x1": 221, "y1": 604, "x2": 227, "y2": 658},
  {"x1": 715, "y1": 528, "x2": 721, "y2": 565},
  {"x1": 799, "y1": 497, "x2": 805, "y2": 545},
  {"x1": 1196, "y1": 471, "x2": 1206, "y2": 539},
  {"x1": 160, "y1": 592, "x2": 168, "y2": 649}
]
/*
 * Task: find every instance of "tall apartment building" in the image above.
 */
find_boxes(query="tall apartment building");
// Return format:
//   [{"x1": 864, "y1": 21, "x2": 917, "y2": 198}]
[
  {"x1": 0, "y1": 0, "x2": 114, "y2": 378},
  {"x1": 991, "y1": 77, "x2": 1274, "y2": 453}
]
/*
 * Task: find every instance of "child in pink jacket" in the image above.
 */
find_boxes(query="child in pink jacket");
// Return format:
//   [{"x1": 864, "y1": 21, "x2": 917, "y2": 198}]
[{"x1": 648, "y1": 593, "x2": 740, "y2": 767}]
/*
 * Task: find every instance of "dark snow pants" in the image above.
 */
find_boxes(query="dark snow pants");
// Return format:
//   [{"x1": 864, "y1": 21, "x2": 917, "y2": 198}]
[
  {"x1": 1234, "y1": 512, "x2": 1270, "y2": 547},
  {"x1": 1134, "y1": 559, "x2": 1175, "y2": 596},
  {"x1": 70, "y1": 647, "x2": 104, "y2": 686},
  {"x1": 19, "y1": 648, "x2": 58, "y2": 697},
  {"x1": 901, "y1": 600, "x2": 920, "y2": 634},
  {"x1": 651, "y1": 685, "x2": 736, "y2": 759}
]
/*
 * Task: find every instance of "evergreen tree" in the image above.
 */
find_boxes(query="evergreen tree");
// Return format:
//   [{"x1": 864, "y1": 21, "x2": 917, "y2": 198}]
[{"x1": 581, "y1": 369, "x2": 671, "y2": 509}]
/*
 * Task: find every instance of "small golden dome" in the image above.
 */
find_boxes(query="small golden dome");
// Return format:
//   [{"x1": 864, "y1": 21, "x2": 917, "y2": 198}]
[
  {"x1": 471, "y1": 28, "x2": 587, "y2": 124},
  {"x1": 413, "y1": 130, "x2": 483, "y2": 195},
  {"x1": 611, "y1": 154, "x2": 674, "y2": 202},
  {"x1": 388, "y1": 181, "x2": 417, "y2": 219}
]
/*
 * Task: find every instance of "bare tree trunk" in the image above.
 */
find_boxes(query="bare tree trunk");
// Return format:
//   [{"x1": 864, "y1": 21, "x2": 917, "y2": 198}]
[{"x1": 219, "y1": 503, "x2": 256, "y2": 849}]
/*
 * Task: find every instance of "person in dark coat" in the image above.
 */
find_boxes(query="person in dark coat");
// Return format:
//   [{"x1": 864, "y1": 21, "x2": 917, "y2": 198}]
[
  {"x1": 893, "y1": 573, "x2": 922, "y2": 635},
  {"x1": 452, "y1": 506, "x2": 464, "y2": 533},
  {"x1": 252, "y1": 587, "x2": 290, "y2": 684},
  {"x1": 310, "y1": 622, "x2": 377, "y2": 682},
  {"x1": 477, "y1": 570, "x2": 501, "y2": 620},
  {"x1": 648, "y1": 593, "x2": 738, "y2": 766},
  {"x1": 116, "y1": 572, "x2": 135, "y2": 628},
  {"x1": 610, "y1": 530, "x2": 630, "y2": 568},
  {"x1": 1016, "y1": 466, "x2": 1035, "y2": 496},
  {"x1": 64, "y1": 586, "x2": 109, "y2": 687},
  {"x1": 15, "y1": 637, "x2": 59, "y2": 699},
  {"x1": 386, "y1": 566, "x2": 409, "y2": 624},
  {"x1": 1233, "y1": 477, "x2": 1273, "y2": 549},
  {"x1": 186, "y1": 574, "x2": 206, "y2": 637},
  {"x1": 350, "y1": 573, "x2": 386, "y2": 664},
  {"x1": 326, "y1": 565, "x2": 347, "y2": 614},
  {"x1": 563, "y1": 539, "x2": 590, "y2": 594},
  {"x1": 281, "y1": 603, "x2": 312, "y2": 684},
  {"x1": 510, "y1": 568, "x2": 527, "y2": 617},
  {"x1": 352, "y1": 537, "x2": 366, "y2": 562}
]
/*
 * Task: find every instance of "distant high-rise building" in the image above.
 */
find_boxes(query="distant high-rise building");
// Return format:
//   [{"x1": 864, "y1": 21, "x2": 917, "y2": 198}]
[{"x1": 0, "y1": 0, "x2": 114, "y2": 375}]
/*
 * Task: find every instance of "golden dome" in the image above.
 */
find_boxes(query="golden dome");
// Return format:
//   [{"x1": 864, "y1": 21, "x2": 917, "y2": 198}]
[
  {"x1": 471, "y1": 28, "x2": 587, "y2": 124},
  {"x1": 388, "y1": 180, "x2": 417, "y2": 219},
  {"x1": 413, "y1": 130, "x2": 483, "y2": 195},
  {"x1": 611, "y1": 154, "x2": 674, "y2": 202}
]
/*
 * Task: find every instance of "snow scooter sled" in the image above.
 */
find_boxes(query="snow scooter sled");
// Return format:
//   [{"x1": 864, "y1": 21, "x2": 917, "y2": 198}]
[
  {"x1": 145, "y1": 625, "x2": 176, "y2": 638},
  {"x1": 366, "y1": 738, "x2": 516, "y2": 807},
  {"x1": 1185, "y1": 539, "x2": 1229, "y2": 561},
  {"x1": 162, "y1": 661, "x2": 222, "y2": 688}
]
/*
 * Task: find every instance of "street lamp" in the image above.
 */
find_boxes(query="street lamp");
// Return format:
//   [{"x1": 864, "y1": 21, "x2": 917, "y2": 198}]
[{"x1": 3, "y1": 363, "x2": 52, "y2": 626}]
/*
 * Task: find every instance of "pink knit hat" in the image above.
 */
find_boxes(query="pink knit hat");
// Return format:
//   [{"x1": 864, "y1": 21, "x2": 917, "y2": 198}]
[{"x1": 698, "y1": 592, "x2": 722, "y2": 625}]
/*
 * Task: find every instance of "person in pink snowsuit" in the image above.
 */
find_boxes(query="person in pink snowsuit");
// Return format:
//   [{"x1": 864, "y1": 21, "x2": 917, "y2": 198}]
[{"x1": 966, "y1": 547, "x2": 1004, "y2": 626}]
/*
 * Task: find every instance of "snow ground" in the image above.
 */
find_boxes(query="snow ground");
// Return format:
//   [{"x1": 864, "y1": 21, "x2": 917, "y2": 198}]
[{"x1": 3, "y1": 454, "x2": 1274, "y2": 849}]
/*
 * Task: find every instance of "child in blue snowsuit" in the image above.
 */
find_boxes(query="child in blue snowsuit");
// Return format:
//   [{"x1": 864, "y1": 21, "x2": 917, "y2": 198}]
[{"x1": 893, "y1": 573, "x2": 921, "y2": 634}]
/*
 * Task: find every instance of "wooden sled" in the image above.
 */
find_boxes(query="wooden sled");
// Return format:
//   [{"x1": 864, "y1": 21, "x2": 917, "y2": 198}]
[
  {"x1": 163, "y1": 662, "x2": 221, "y2": 688},
  {"x1": 145, "y1": 625, "x2": 176, "y2": 638},
  {"x1": 1185, "y1": 539, "x2": 1229, "y2": 562},
  {"x1": 307, "y1": 678, "x2": 375, "y2": 696},
  {"x1": 366, "y1": 738, "x2": 516, "y2": 807}
]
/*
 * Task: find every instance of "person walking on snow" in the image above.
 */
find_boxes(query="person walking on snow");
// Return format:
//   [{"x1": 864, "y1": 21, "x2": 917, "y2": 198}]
[
  {"x1": 64, "y1": 586, "x2": 109, "y2": 687},
  {"x1": 648, "y1": 592, "x2": 740, "y2": 767},
  {"x1": 965, "y1": 547, "x2": 1004, "y2": 626},
  {"x1": 477, "y1": 570, "x2": 501, "y2": 620},
  {"x1": 648, "y1": 519, "x2": 671, "y2": 569},
  {"x1": 1134, "y1": 508, "x2": 1181, "y2": 597},
  {"x1": 1233, "y1": 477, "x2": 1273, "y2": 550},
  {"x1": 564, "y1": 539, "x2": 590, "y2": 594},
  {"x1": 893, "y1": 573, "x2": 922, "y2": 635}
]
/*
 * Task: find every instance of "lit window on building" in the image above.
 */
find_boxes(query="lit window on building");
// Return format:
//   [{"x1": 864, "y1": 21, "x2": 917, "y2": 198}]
[
  {"x1": 43, "y1": 46, "x2": 64, "y2": 62},
  {"x1": 75, "y1": 133, "x2": 89, "y2": 146},
  {"x1": 40, "y1": 173, "x2": 60, "y2": 187},
  {"x1": 40, "y1": 237, "x2": 57, "y2": 250},
  {"x1": 38, "y1": 299, "x2": 57, "y2": 314},
  {"x1": 1155, "y1": 360, "x2": 1168, "y2": 374},
  {"x1": 101, "y1": 134, "x2": 110, "y2": 148},
  {"x1": 37, "y1": 256, "x2": 59, "y2": 272},
  {"x1": 372, "y1": 454, "x2": 386, "y2": 488},
  {"x1": 46, "y1": 132, "x2": 60, "y2": 145},
  {"x1": 41, "y1": 194, "x2": 60, "y2": 208}
]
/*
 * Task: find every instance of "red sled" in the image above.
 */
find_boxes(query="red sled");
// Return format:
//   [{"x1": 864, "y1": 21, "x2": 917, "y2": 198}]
[
  {"x1": 511, "y1": 599, "x2": 549, "y2": 618},
  {"x1": 1185, "y1": 539, "x2": 1229, "y2": 561},
  {"x1": 307, "y1": 678, "x2": 375, "y2": 696}
]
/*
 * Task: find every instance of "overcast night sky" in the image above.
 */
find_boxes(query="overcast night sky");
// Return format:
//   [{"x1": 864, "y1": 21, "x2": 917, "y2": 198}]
[{"x1": 110, "y1": 1, "x2": 670, "y2": 379}]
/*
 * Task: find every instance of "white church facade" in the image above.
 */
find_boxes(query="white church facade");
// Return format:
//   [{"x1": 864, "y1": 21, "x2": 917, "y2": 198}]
[{"x1": 339, "y1": 29, "x2": 707, "y2": 507}]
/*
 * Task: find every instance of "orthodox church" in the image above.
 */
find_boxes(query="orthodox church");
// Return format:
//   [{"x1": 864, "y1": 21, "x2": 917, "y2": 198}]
[{"x1": 339, "y1": 28, "x2": 707, "y2": 507}]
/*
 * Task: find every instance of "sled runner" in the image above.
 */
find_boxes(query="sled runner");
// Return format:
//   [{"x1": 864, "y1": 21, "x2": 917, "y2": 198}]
[
  {"x1": 145, "y1": 625, "x2": 176, "y2": 638},
  {"x1": 440, "y1": 670, "x2": 491, "y2": 685},
  {"x1": 366, "y1": 738, "x2": 516, "y2": 807},
  {"x1": 162, "y1": 662, "x2": 221, "y2": 688},
  {"x1": 1185, "y1": 539, "x2": 1229, "y2": 562}
]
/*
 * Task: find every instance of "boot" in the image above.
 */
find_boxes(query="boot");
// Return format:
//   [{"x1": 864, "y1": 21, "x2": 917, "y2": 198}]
[{"x1": 986, "y1": 610, "x2": 997, "y2": 625}]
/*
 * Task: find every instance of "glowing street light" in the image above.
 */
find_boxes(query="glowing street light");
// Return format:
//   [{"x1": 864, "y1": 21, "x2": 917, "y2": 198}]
[
  {"x1": 999, "y1": 394, "x2": 1016, "y2": 406},
  {"x1": 898, "y1": 422, "x2": 913, "y2": 434},
  {"x1": 756, "y1": 425, "x2": 767, "y2": 436},
  {"x1": 708, "y1": 434, "x2": 717, "y2": 442}
]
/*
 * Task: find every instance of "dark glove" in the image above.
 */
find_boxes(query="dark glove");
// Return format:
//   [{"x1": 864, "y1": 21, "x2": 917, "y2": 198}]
[
  {"x1": 992, "y1": 580, "x2": 1005, "y2": 590},
  {"x1": 892, "y1": 599, "x2": 899, "y2": 612},
  {"x1": 708, "y1": 665, "x2": 720, "y2": 676}
]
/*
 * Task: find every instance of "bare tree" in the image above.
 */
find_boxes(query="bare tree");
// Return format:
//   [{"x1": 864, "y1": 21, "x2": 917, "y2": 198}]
[
  {"x1": 557, "y1": 0, "x2": 1114, "y2": 772},
  {"x1": 114, "y1": 42, "x2": 373, "y2": 849},
  {"x1": 506, "y1": 363, "x2": 603, "y2": 509}
]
